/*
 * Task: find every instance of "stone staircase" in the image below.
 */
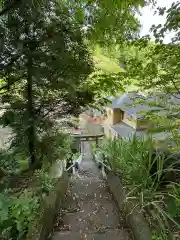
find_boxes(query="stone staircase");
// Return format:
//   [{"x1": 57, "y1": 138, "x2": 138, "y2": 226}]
[{"x1": 52, "y1": 152, "x2": 132, "y2": 240}]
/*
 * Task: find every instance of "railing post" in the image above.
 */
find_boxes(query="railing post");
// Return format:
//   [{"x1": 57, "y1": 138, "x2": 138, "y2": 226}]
[{"x1": 80, "y1": 140, "x2": 83, "y2": 154}]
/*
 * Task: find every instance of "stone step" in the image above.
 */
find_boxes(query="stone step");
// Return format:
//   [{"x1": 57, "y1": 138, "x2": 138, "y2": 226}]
[
  {"x1": 70, "y1": 177, "x2": 103, "y2": 183},
  {"x1": 69, "y1": 179, "x2": 111, "y2": 201},
  {"x1": 78, "y1": 159, "x2": 102, "y2": 179},
  {"x1": 71, "y1": 175, "x2": 102, "y2": 181},
  {"x1": 52, "y1": 229, "x2": 131, "y2": 240},
  {"x1": 59, "y1": 201, "x2": 121, "y2": 232}
]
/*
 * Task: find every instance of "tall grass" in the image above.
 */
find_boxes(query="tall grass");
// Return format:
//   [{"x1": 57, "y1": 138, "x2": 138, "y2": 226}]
[{"x1": 96, "y1": 137, "x2": 180, "y2": 238}]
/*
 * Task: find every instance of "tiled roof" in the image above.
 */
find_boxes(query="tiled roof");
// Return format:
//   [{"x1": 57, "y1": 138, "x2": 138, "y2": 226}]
[
  {"x1": 87, "y1": 92, "x2": 180, "y2": 118},
  {"x1": 111, "y1": 92, "x2": 138, "y2": 109},
  {"x1": 109, "y1": 92, "x2": 161, "y2": 118}
]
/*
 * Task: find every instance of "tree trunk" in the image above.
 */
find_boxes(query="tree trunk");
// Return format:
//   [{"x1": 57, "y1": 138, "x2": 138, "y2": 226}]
[{"x1": 27, "y1": 55, "x2": 36, "y2": 167}]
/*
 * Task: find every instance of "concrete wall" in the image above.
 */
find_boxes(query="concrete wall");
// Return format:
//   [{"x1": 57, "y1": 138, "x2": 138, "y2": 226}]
[
  {"x1": 103, "y1": 123, "x2": 119, "y2": 140},
  {"x1": 102, "y1": 108, "x2": 114, "y2": 139},
  {"x1": 104, "y1": 107, "x2": 114, "y2": 126},
  {"x1": 103, "y1": 108, "x2": 123, "y2": 139},
  {"x1": 103, "y1": 123, "x2": 110, "y2": 138},
  {"x1": 107, "y1": 172, "x2": 151, "y2": 240}
]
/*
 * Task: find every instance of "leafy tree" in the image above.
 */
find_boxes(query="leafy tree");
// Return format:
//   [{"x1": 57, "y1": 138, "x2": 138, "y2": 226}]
[
  {"x1": 118, "y1": 2, "x2": 180, "y2": 150},
  {"x1": 57, "y1": 0, "x2": 147, "y2": 45},
  {"x1": 124, "y1": 1, "x2": 180, "y2": 90},
  {"x1": 0, "y1": 0, "x2": 94, "y2": 168},
  {"x1": 0, "y1": 0, "x2": 157, "y2": 170}
]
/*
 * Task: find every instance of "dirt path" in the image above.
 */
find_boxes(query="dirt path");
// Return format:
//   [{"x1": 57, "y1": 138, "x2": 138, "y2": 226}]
[{"x1": 52, "y1": 143, "x2": 132, "y2": 240}]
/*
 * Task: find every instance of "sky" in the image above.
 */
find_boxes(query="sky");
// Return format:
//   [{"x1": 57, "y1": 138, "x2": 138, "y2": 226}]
[{"x1": 139, "y1": 0, "x2": 177, "y2": 43}]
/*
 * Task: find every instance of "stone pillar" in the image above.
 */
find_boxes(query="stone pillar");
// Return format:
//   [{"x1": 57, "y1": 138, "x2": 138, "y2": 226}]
[{"x1": 81, "y1": 140, "x2": 84, "y2": 155}]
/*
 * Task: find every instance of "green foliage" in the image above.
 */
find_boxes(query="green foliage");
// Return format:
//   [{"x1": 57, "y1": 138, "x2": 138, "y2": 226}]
[
  {"x1": 36, "y1": 129, "x2": 72, "y2": 168},
  {"x1": 58, "y1": 0, "x2": 145, "y2": 45},
  {"x1": 72, "y1": 152, "x2": 81, "y2": 161},
  {"x1": 34, "y1": 169, "x2": 56, "y2": 194},
  {"x1": 83, "y1": 44, "x2": 128, "y2": 103},
  {"x1": 0, "y1": 0, "x2": 94, "y2": 168},
  {"x1": 0, "y1": 192, "x2": 9, "y2": 223},
  {"x1": 0, "y1": 0, "x2": 156, "y2": 170},
  {"x1": 94, "y1": 55, "x2": 123, "y2": 74},
  {"x1": 0, "y1": 190, "x2": 40, "y2": 240},
  {"x1": 111, "y1": 2, "x2": 180, "y2": 155},
  {"x1": 0, "y1": 148, "x2": 29, "y2": 175},
  {"x1": 97, "y1": 137, "x2": 180, "y2": 238},
  {"x1": 152, "y1": 230, "x2": 168, "y2": 240},
  {"x1": 0, "y1": 0, "x2": 168, "y2": 239},
  {"x1": 167, "y1": 186, "x2": 180, "y2": 219},
  {"x1": 97, "y1": 137, "x2": 155, "y2": 185},
  {"x1": 0, "y1": 79, "x2": 7, "y2": 93},
  {"x1": 11, "y1": 191, "x2": 39, "y2": 237}
]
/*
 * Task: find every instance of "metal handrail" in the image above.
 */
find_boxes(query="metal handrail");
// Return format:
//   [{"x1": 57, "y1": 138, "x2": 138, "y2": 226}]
[
  {"x1": 66, "y1": 163, "x2": 75, "y2": 172},
  {"x1": 66, "y1": 154, "x2": 81, "y2": 172},
  {"x1": 99, "y1": 160, "x2": 111, "y2": 171},
  {"x1": 93, "y1": 153, "x2": 112, "y2": 171}
]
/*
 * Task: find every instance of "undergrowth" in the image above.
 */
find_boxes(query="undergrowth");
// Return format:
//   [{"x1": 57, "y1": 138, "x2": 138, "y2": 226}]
[
  {"x1": 0, "y1": 190, "x2": 40, "y2": 240},
  {"x1": 0, "y1": 130, "x2": 72, "y2": 239}
]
